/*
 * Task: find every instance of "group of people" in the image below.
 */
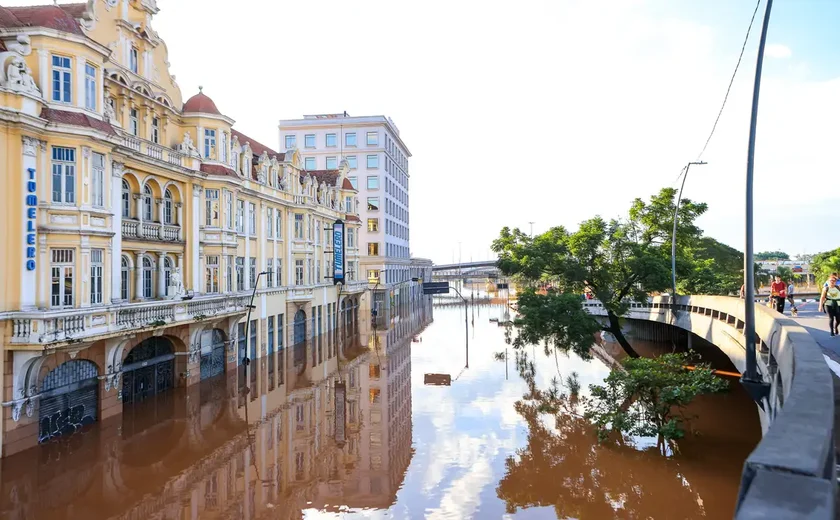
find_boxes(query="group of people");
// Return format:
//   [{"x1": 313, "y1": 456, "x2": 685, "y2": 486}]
[{"x1": 740, "y1": 277, "x2": 798, "y2": 315}]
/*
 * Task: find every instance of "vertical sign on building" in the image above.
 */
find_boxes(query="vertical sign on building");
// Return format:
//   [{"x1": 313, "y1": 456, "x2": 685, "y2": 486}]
[
  {"x1": 25, "y1": 167, "x2": 37, "y2": 271},
  {"x1": 333, "y1": 219, "x2": 345, "y2": 284},
  {"x1": 334, "y1": 381, "x2": 346, "y2": 446}
]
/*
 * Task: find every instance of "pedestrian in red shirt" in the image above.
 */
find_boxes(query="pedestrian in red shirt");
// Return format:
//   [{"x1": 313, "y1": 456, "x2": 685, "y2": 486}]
[{"x1": 770, "y1": 275, "x2": 787, "y2": 313}]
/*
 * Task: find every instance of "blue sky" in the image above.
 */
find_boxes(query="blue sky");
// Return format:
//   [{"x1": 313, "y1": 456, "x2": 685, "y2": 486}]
[{"x1": 9, "y1": 0, "x2": 840, "y2": 262}]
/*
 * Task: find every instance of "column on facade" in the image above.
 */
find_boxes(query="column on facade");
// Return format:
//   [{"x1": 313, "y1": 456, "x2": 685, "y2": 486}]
[
  {"x1": 157, "y1": 252, "x2": 166, "y2": 298},
  {"x1": 37, "y1": 50, "x2": 48, "y2": 100},
  {"x1": 258, "y1": 202, "x2": 266, "y2": 288},
  {"x1": 134, "y1": 193, "x2": 143, "y2": 224},
  {"x1": 135, "y1": 251, "x2": 145, "y2": 300},
  {"x1": 80, "y1": 244, "x2": 91, "y2": 308},
  {"x1": 156, "y1": 197, "x2": 164, "y2": 239},
  {"x1": 244, "y1": 197, "x2": 251, "y2": 291},
  {"x1": 176, "y1": 203, "x2": 183, "y2": 240},
  {"x1": 110, "y1": 162, "x2": 124, "y2": 302},
  {"x1": 191, "y1": 184, "x2": 202, "y2": 292},
  {"x1": 75, "y1": 56, "x2": 86, "y2": 110}
]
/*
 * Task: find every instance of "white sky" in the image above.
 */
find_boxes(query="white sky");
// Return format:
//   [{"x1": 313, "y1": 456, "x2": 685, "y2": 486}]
[{"x1": 11, "y1": 0, "x2": 840, "y2": 263}]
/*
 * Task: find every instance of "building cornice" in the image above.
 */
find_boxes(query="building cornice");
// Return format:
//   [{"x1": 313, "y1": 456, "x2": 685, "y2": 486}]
[
  {"x1": 279, "y1": 116, "x2": 412, "y2": 156},
  {"x1": 1, "y1": 28, "x2": 112, "y2": 60}
]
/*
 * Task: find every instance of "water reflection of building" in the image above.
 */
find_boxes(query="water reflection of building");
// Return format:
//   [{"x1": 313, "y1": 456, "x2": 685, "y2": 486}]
[{"x1": 0, "y1": 298, "x2": 433, "y2": 520}]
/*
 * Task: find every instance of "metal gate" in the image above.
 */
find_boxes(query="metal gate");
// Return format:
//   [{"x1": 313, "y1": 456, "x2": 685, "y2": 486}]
[
  {"x1": 122, "y1": 337, "x2": 175, "y2": 405},
  {"x1": 38, "y1": 360, "x2": 99, "y2": 443},
  {"x1": 200, "y1": 329, "x2": 226, "y2": 380}
]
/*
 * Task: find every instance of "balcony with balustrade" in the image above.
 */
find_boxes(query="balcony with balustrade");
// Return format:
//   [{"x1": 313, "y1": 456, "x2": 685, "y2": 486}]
[
  {"x1": 4, "y1": 293, "x2": 252, "y2": 348},
  {"x1": 120, "y1": 134, "x2": 195, "y2": 170},
  {"x1": 122, "y1": 219, "x2": 182, "y2": 242}
]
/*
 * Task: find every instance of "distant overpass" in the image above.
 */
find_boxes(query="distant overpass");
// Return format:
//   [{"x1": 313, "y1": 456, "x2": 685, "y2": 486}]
[{"x1": 431, "y1": 260, "x2": 498, "y2": 271}]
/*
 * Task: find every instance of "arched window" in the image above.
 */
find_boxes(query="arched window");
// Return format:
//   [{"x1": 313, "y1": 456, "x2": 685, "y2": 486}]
[
  {"x1": 164, "y1": 256, "x2": 172, "y2": 296},
  {"x1": 164, "y1": 189, "x2": 173, "y2": 224},
  {"x1": 142, "y1": 256, "x2": 153, "y2": 298},
  {"x1": 121, "y1": 255, "x2": 130, "y2": 300},
  {"x1": 121, "y1": 179, "x2": 131, "y2": 218},
  {"x1": 143, "y1": 184, "x2": 153, "y2": 221}
]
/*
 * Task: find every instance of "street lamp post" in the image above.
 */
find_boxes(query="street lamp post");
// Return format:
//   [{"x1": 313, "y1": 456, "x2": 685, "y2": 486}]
[
  {"x1": 742, "y1": 0, "x2": 773, "y2": 400},
  {"x1": 671, "y1": 161, "x2": 707, "y2": 297}
]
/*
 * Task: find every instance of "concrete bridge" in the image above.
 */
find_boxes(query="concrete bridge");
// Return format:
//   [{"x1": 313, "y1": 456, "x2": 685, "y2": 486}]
[
  {"x1": 584, "y1": 295, "x2": 835, "y2": 519},
  {"x1": 431, "y1": 261, "x2": 501, "y2": 281}
]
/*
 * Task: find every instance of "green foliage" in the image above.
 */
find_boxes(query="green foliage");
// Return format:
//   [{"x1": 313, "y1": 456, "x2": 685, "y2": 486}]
[
  {"x1": 584, "y1": 352, "x2": 728, "y2": 444},
  {"x1": 509, "y1": 289, "x2": 602, "y2": 359},
  {"x1": 755, "y1": 250, "x2": 790, "y2": 261},
  {"x1": 812, "y1": 247, "x2": 840, "y2": 284},
  {"x1": 678, "y1": 237, "x2": 743, "y2": 295},
  {"x1": 776, "y1": 266, "x2": 793, "y2": 282}
]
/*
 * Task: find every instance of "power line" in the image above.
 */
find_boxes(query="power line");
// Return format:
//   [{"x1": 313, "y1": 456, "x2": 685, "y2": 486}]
[{"x1": 696, "y1": 0, "x2": 763, "y2": 160}]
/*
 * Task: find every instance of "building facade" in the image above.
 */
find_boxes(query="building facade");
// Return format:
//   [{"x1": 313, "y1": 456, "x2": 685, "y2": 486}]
[
  {"x1": 278, "y1": 114, "x2": 418, "y2": 317},
  {"x1": 0, "y1": 0, "x2": 365, "y2": 456}
]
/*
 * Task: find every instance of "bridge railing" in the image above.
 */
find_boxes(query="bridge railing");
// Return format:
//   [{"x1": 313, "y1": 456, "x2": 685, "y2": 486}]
[{"x1": 584, "y1": 295, "x2": 835, "y2": 519}]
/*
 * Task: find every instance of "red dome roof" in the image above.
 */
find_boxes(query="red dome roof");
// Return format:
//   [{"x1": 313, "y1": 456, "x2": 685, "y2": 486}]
[{"x1": 182, "y1": 89, "x2": 221, "y2": 115}]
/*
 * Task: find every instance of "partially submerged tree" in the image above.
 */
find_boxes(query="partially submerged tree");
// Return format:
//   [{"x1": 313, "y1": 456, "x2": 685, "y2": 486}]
[
  {"x1": 584, "y1": 352, "x2": 728, "y2": 450},
  {"x1": 493, "y1": 188, "x2": 710, "y2": 358}
]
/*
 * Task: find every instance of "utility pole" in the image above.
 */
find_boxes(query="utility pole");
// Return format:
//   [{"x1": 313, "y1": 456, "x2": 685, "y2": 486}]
[
  {"x1": 528, "y1": 221, "x2": 535, "y2": 237},
  {"x1": 671, "y1": 161, "x2": 707, "y2": 297},
  {"x1": 742, "y1": 0, "x2": 773, "y2": 402}
]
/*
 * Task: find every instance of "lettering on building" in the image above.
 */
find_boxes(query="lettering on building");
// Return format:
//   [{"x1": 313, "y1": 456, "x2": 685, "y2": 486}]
[
  {"x1": 333, "y1": 219, "x2": 345, "y2": 284},
  {"x1": 25, "y1": 167, "x2": 36, "y2": 271}
]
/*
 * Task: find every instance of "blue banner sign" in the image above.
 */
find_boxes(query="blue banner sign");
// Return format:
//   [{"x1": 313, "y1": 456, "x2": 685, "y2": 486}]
[
  {"x1": 333, "y1": 219, "x2": 345, "y2": 284},
  {"x1": 25, "y1": 167, "x2": 37, "y2": 271}
]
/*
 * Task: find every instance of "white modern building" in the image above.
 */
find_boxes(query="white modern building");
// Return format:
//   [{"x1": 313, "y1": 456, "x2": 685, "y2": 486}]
[{"x1": 279, "y1": 114, "x2": 415, "y2": 316}]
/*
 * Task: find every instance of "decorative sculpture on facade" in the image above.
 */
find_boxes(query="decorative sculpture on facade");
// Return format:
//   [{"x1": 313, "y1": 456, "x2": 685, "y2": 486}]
[
  {"x1": 0, "y1": 53, "x2": 40, "y2": 96},
  {"x1": 104, "y1": 97, "x2": 117, "y2": 123},
  {"x1": 169, "y1": 267, "x2": 184, "y2": 298},
  {"x1": 180, "y1": 131, "x2": 200, "y2": 158}
]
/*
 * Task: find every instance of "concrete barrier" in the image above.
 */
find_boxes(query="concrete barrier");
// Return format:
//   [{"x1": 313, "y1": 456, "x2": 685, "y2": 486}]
[{"x1": 583, "y1": 295, "x2": 835, "y2": 519}]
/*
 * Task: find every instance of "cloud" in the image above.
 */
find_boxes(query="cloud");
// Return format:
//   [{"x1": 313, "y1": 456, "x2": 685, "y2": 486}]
[{"x1": 766, "y1": 43, "x2": 792, "y2": 59}]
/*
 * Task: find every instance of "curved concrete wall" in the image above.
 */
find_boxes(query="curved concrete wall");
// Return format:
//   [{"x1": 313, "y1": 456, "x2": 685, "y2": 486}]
[{"x1": 584, "y1": 295, "x2": 835, "y2": 519}]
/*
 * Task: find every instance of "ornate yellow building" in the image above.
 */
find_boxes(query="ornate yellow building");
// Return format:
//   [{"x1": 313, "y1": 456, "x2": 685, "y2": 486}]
[{"x1": 0, "y1": 0, "x2": 364, "y2": 456}]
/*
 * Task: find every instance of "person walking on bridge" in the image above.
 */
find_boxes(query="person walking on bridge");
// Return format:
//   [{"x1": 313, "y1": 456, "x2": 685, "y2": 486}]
[
  {"x1": 770, "y1": 275, "x2": 787, "y2": 314},
  {"x1": 820, "y1": 274, "x2": 840, "y2": 337},
  {"x1": 787, "y1": 281, "x2": 798, "y2": 316}
]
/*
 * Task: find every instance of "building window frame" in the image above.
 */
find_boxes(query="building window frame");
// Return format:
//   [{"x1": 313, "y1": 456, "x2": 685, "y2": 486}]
[
  {"x1": 91, "y1": 152, "x2": 105, "y2": 208},
  {"x1": 304, "y1": 134, "x2": 316, "y2": 148},
  {"x1": 142, "y1": 255, "x2": 154, "y2": 298},
  {"x1": 325, "y1": 133, "x2": 337, "y2": 147},
  {"x1": 84, "y1": 63, "x2": 96, "y2": 111},
  {"x1": 129, "y1": 108, "x2": 139, "y2": 136},
  {"x1": 50, "y1": 248, "x2": 75, "y2": 308},
  {"x1": 345, "y1": 132, "x2": 357, "y2": 147},
  {"x1": 304, "y1": 157, "x2": 315, "y2": 171},
  {"x1": 368, "y1": 243, "x2": 380, "y2": 256},
  {"x1": 367, "y1": 176, "x2": 379, "y2": 190},
  {"x1": 151, "y1": 117, "x2": 160, "y2": 144},
  {"x1": 366, "y1": 131, "x2": 378, "y2": 146},
  {"x1": 204, "y1": 129, "x2": 216, "y2": 159},
  {"x1": 326, "y1": 156, "x2": 337, "y2": 170},
  {"x1": 367, "y1": 197, "x2": 379, "y2": 211},
  {"x1": 206, "y1": 255, "x2": 219, "y2": 293},
  {"x1": 51, "y1": 146, "x2": 76, "y2": 204},
  {"x1": 51, "y1": 55, "x2": 72, "y2": 103},
  {"x1": 143, "y1": 184, "x2": 153, "y2": 221},
  {"x1": 90, "y1": 249, "x2": 103, "y2": 305},
  {"x1": 366, "y1": 154, "x2": 379, "y2": 169},
  {"x1": 285, "y1": 135, "x2": 296, "y2": 149},
  {"x1": 129, "y1": 46, "x2": 139, "y2": 74}
]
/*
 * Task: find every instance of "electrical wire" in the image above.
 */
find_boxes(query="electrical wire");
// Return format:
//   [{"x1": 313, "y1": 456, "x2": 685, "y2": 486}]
[{"x1": 696, "y1": 0, "x2": 763, "y2": 160}]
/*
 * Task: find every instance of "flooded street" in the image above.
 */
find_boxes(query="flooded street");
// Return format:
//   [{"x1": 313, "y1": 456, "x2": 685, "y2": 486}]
[{"x1": 0, "y1": 299, "x2": 760, "y2": 519}]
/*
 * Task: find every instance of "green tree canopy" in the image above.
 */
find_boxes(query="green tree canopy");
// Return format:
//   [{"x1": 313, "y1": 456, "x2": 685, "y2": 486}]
[
  {"x1": 755, "y1": 250, "x2": 790, "y2": 261},
  {"x1": 812, "y1": 247, "x2": 840, "y2": 284}
]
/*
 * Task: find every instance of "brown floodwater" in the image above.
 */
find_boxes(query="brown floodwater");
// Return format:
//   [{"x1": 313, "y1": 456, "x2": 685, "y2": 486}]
[{"x1": 0, "y1": 299, "x2": 760, "y2": 519}]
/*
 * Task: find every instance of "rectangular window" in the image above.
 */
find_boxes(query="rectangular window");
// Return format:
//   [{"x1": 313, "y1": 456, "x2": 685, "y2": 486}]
[
  {"x1": 206, "y1": 255, "x2": 219, "y2": 293},
  {"x1": 275, "y1": 258, "x2": 282, "y2": 286},
  {"x1": 236, "y1": 200, "x2": 245, "y2": 232},
  {"x1": 91, "y1": 152, "x2": 105, "y2": 207},
  {"x1": 90, "y1": 249, "x2": 103, "y2": 304},
  {"x1": 51, "y1": 146, "x2": 76, "y2": 204},
  {"x1": 304, "y1": 134, "x2": 315, "y2": 148},
  {"x1": 224, "y1": 191, "x2": 233, "y2": 229},
  {"x1": 366, "y1": 154, "x2": 379, "y2": 169},
  {"x1": 285, "y1": 135, "x2": 296, "y2": 149},
  {"x1": 315, "y1": 219, "x2": 321, "y2": 245},
  {"x1": 367, "y1": 197, "x2": 379, "y2": 211},
  {"x1": 347, "y1": 228, "x2": 356, "y2": 248},
  {"x1": 235, "y1": 257, "x2": 244, "y2": 291},
  {"x1": 130, "y1": 108, "x2": 138, "y2": 136},
  {"x1": 226, "y1": 255, "x2": 233, "y2": 291},
  {"x1": 204, "y1": 129, "x2": 216, "y2": 159},
  {"x1": 367, "y1": 218, "x2": 379, "y2": 232},
  {"x1": 248, "y1": 202, "x2": 256, "y2": 235},
  {"x1": 349, "y1": 176, "x2": 358, "y2": 190},
  {"x1": 295, "y1": 260, "x2": 304, "y2": 286},
  {"x1": 249, "y1": 258, "x2": 256, "y2": 288},
  {"x1": 368, "y1": 243, "x2": 380, "y2": 256},
  {"x1": 326, "y1": 156, "x2": 337, "y2": 169},
  {"x1": 345, "y1": 196, "x2": 353, "y2": 214},
  {"x1": 367, "y1": 269, "x2": 380, "y2": 282},
  {"x1": 151, "y1": 118, "x2": 160, "y2": 144},
  {"x1": 366, "y1": 132, "x2": 378, "y2": 146},
  {"x1": 346, "y1": 155, "x2": 357, "y2": 169},
  {"x1": 326, "y1": 133, "x2": 337, "y2": 147},
  {"x1": 294, "y1": 214, "x2": 304, "y2": 239},
  {"x1": 205, "y1": 189, "x2": 219, "y2": 227},
  {"x1": 345, "y1": 132, "x2": 356, "y2": 147},
  {"x1": 51, "y1": 55, "x2": 72, "y2": 103},
  {"x1": 51, "y1": 248, "x2": 74, "y2": 307},
  {"x1": 304, "y1": 157, "x2": 315, "y2": 170},
  {"x1": 130, "y1": 47, "x2": 139, "y2": 73},
  {"x1": 276, "y1": 210, "x2": 282, "y2": 239},
  {"x1": 220, "y1": 132, "x2": 227, "y2": 162},
  {"x1": 267, "y1": 208, "x2": 274, "y2": 238},
  {"x1": 266, "y1": 258, "x2": 274, "y2": 287},
  {"x1": 367, "y1": 176, "x2": 379, "y2": 190},
  {"x1": 84, "y1": 63, "x2": 96, "y2": 111}
]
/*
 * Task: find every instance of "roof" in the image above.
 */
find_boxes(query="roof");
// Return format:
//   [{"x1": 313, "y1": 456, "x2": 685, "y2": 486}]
[
  {"x1": 0, "y1": 4, "x2": 86, "y2": 36},
  {"x1": 200, "y1": 164, "x2": 237, "y2": 178},
  {"x1": 231, "y1": 129, "x2": 284, "y2": 161},
  {"x1": 40, "y1": 107, "x2": 117, "y2": 135},
  {"x1": 308, "y1": 169, "x2": 339, "y2": 186},
  {"x1": 182, "y1": 90, "x2": 221, "y2": 115},
  {"x1": 346, "y1": 215, "x2": 361, "y2": 223}
]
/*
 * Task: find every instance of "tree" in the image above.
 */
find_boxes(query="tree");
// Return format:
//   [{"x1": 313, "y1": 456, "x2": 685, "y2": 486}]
[
  {"x1": 493, "y1": 188, "x2": 707, "y2": 358},
  {"x1": 584, "y1": 352, "x2": 728, "y2": 449},
  {"x1": 776, "y1": 265, "x2": 793, "y2": 282},
  {"x1": 679, "y1": 237, "x2": 743, "y2": 295},
  {"x1": 811, "y1": 247, "x2": 840, "y2": 284},
  {"x1": 755, "y1": 251, "x2": 790, "y2": 261}
]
